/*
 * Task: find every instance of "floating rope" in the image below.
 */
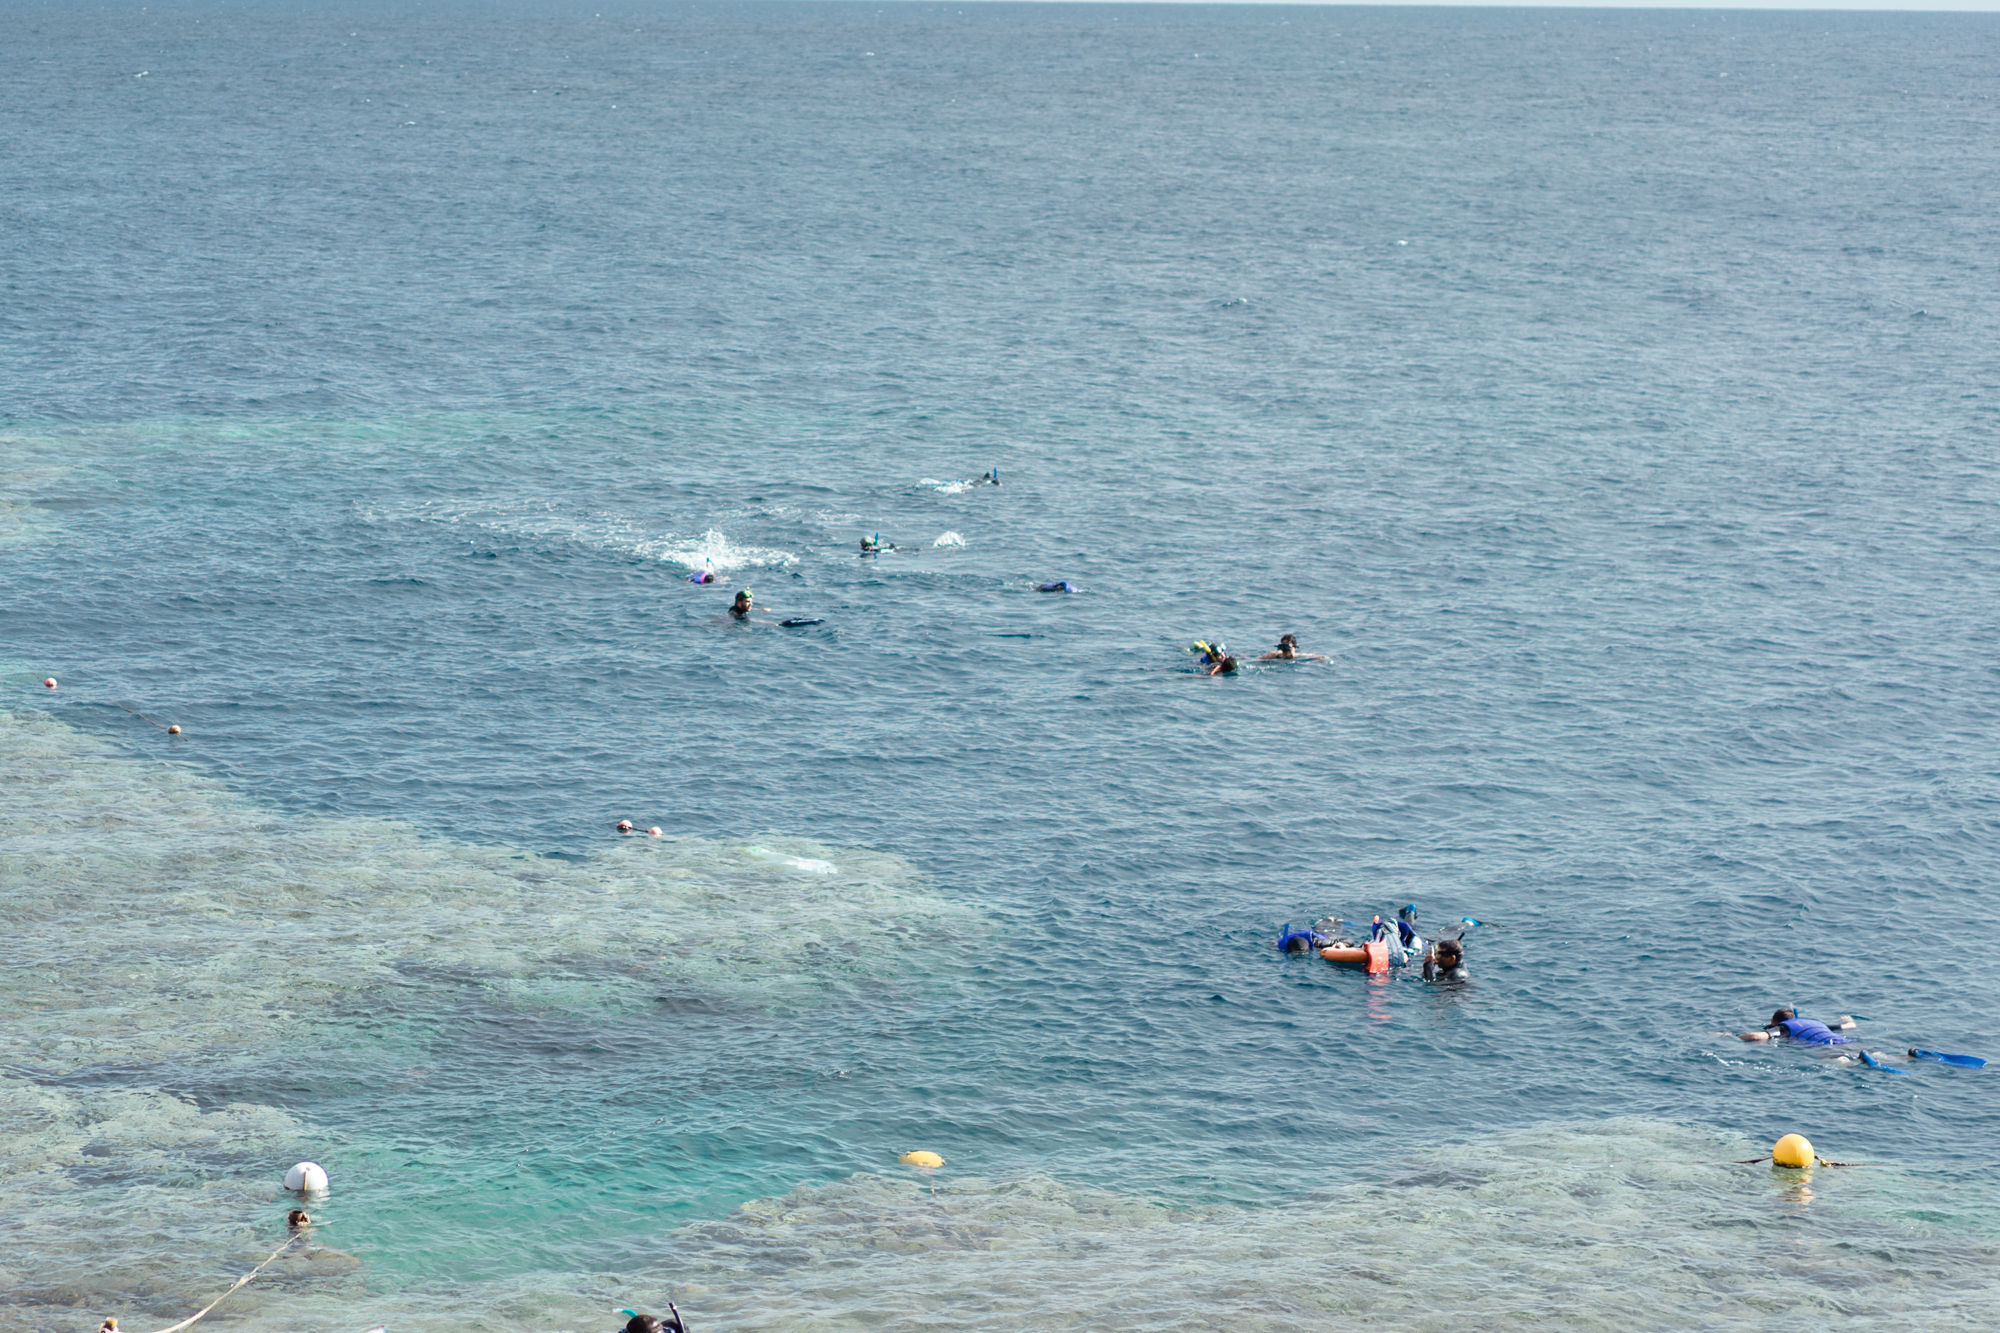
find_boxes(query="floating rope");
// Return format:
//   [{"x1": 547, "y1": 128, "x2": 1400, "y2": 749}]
[
  {"x1": 109, "y1": 700, "x2": 173, "y2": 734},
  {"x1": 134, "y1": 1233, "x2": 302, "y2": 1333}
]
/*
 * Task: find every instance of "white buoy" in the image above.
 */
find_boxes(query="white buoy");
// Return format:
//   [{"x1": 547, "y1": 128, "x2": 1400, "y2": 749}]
[{"x1": 285, "y1": 1161, "x2": 329, "y2": 1194}]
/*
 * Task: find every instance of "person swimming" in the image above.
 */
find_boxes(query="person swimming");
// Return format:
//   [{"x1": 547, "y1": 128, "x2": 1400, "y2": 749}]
[
  {"x1": 859, "y1": 533, "x2": 898, "y2": 555},
  {"x1": 976, "y1": 468, "x2": 1001, "y2": 486},
  {"x1": 685, "y1": 570, "x2": 716, "y2": 584},
  {"x1": 1207, "y1": 655, "x2": 1239, "y2": 676},
  {"x1": 1037, "y1": 581, "x2": 1076, "y2": 593},
  {"x1": 1739, "y1": 1009, "x2": 1857, "y2": 1046},
  {"x1": 287, "y1": 1209, "x2": 312, "y2": 1231},
  {"x1": 1258, "y1": 634, "x2": 1329, "y2": 662},
  {"x1": 1422, "y1": 938, "x2": 1467, "y2": 981},
  {"x1": 1191, "y1": 640, "x2": 1228, "y2": 666},
  {"x1": 620, "y1": 1306, "x2": 688, "y2": 1333},
  {"x1": 730, "y1": 590, "x2": 754, "y2": 619}
]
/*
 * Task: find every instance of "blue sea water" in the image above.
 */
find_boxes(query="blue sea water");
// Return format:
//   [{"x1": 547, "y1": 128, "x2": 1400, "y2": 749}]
[{"x1": 5, "y1": 4, "x2": 2000, "y2": 1330}]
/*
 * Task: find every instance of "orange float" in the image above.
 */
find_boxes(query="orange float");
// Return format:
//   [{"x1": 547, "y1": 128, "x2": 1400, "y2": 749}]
[{"x1": 1320, "y1": 938, "x2": 1395, "y2": 974}]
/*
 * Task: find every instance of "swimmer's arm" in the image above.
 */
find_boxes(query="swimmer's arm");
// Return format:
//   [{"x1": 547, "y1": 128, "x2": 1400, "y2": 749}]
[{"x1": 1739, "y1": 1030, "x2": 1774, "y2": 1041}]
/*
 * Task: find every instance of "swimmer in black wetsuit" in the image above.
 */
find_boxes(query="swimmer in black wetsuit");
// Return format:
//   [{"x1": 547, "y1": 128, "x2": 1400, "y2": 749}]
[
  {"x1": 730, "y1": 591, "x2": 754, "y2": 619},
  {"x1": 1422, "y1": 938, "x2": 1468, "y2": 981},
  {"x1": 621, "y1": 1306, "x2": 687, "y2": 1333},
  {"x1": 1258, "y1": 634, "x2": 1329, "y2": 663}
]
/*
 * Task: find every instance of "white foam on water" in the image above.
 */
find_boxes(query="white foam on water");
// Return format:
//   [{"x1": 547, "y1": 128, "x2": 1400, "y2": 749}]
[
  {"x1": 640, "y1": 526, "x2": 793, "y2": 574},
  {"x1": 744, "y1": 846, "x2": 838, "y2": 875},
  {"x1": 932, "y1": 531, "x2": 965, "y2": 548},
  {"x1": 920, "y1": 478, "x2": 974, "y2": 495},
  {"x1": 396, "y1": 500, "x2": 794, "y2": 574}
]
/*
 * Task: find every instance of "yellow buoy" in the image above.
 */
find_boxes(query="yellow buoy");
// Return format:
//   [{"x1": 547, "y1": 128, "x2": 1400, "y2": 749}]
[
  {"x1": 899, "y1": 1150, "x2": 944, "y2": 1169},
  {"x1": 1772, "y1": 1133, "x2": 1815, "y2": 1169}
]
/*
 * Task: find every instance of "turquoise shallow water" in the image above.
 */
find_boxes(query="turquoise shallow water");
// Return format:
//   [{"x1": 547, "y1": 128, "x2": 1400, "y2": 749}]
[{"x1": 5, "y1": 5, "x2": 2000, "y2": 1331}]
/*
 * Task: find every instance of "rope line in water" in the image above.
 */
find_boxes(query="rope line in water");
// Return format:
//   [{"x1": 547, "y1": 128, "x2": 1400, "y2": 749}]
[
  {"x1": 135, "y1": 1234, "x2": 302, "y2": 1333},
  {"x1": 81, "y1": 697, "x2": 286, "y2": 789},
  {"x1": 109, "y1": 700, "x2": 172, "y2": 733}
]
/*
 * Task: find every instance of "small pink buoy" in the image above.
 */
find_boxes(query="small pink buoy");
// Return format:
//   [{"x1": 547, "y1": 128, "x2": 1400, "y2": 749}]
[
  {"x1": 648, "y1": 827, "x2": 663, "y2": 837},
  {"x1": 43, "y1": 678, "x2": 57, "y2": 689},
  {"x1": 167, "y1": 725, "x2": 181, "y2": 735},
  {"x1": 615, "y1": 819, "x2": 633, "y2": 833}
]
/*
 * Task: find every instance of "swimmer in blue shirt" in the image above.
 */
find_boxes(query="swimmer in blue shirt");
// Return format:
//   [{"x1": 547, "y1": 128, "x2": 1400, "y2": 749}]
[{"x1": 1738, "y1": 1009, "x2": 1858, "y2": 1045}]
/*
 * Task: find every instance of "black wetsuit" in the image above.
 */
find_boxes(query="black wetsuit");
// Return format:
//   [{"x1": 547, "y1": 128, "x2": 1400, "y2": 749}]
[{"x1": 1423, "y1": 955, "x2": 1468, "y2": 982}]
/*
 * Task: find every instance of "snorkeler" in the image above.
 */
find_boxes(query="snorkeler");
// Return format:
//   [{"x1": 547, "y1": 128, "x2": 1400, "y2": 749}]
[
  {"x1": 685, "y1": 570, "x2": 716, "y2": 584},
  {"x1": 730, "y1": 590, "x2": 754, "y2": 619},
  {"x1": 1422, "y1": 938, "x2": 1468, "y2": 981},
  {"x1": 287, "y1": 1209, "x2": 312, "y2": 1231},
  {"x1": 620, "y1": 1305, "x2": 688, "y2": 1333},
  {"x1": 1738, "y1": 1009, "x2": 1858, "y2": 1046},
  {"x1": 1258, "y1": 634, "x2": 1329, "y2": 662},
  {"x1": 1037, "y1": 581, "x2": 1076, "y2": 593},
  {"x1": 1207, "y1": 655, "x2": 1239, "y2": 676},
  {"x1": 1191, "y1": 639, "x2": 1228, "y2": 666},
  {"x1": 976, "y1": 468, "x2": 1001, "y2": 486},
  {"x1": 859, "y1": 533, "x2": 899, "y2": 555}
]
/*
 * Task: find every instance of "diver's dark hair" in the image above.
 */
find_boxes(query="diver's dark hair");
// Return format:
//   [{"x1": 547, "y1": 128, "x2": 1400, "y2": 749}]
[
  {"x1": 1769, "y1": 1009, "x2": 1794, "y2": 1026},
  {"x1": 625, "y1": 1316, "x2": 663, "y2": 1333},
  {"x1": 1435, "y1": 939, "x2": 1463, "y2": 963}
]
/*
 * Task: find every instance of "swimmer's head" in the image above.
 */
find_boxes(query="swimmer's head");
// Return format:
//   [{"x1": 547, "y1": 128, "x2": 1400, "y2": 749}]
[
  {"x1": 1435, "y1": 940, "x2": 1463, "y2": 967},
  {"x1": 735, "y1": 590, "x2": 752, "y2": 605},
  {"x1": 1217, "y1": 656, "x2": 1238, "y2": 674},
  {"x1": 287, "y1": 1209, "x2": 311, "y2": 1228},
  {"x1": 625, "y1": 1316, "x2": 665, "y2": 1333},
  {"x1": 1280, "y1": 634, "x2": 1297, "y2": 647},
  {"x1": 1770, "y1": 1008, "x2": 1795, "y2": 1027}
]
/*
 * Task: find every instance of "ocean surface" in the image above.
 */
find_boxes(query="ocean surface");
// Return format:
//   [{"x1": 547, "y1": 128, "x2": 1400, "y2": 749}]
[{"x1": 5, "y1": 3, "x2": 2000, "y2": 1330}]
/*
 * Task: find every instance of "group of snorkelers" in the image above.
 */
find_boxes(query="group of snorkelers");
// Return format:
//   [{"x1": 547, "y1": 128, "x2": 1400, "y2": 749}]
[
  {"x1": 1193, "y1": 634, "x2": 1330, "y2": 676},
  {"x1": 1278, "y1": 904, "x2": 1471, "y2": 982}
]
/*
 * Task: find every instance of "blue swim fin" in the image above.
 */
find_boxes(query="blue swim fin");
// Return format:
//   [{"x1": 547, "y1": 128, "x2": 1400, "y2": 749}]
[
  {"x1": 1858, "y1": 1050, "x2": 1911, "y2": 1075},
  {"x1": 1909, "y1": 1048, "x2": 1986, "y2": 1068}
]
